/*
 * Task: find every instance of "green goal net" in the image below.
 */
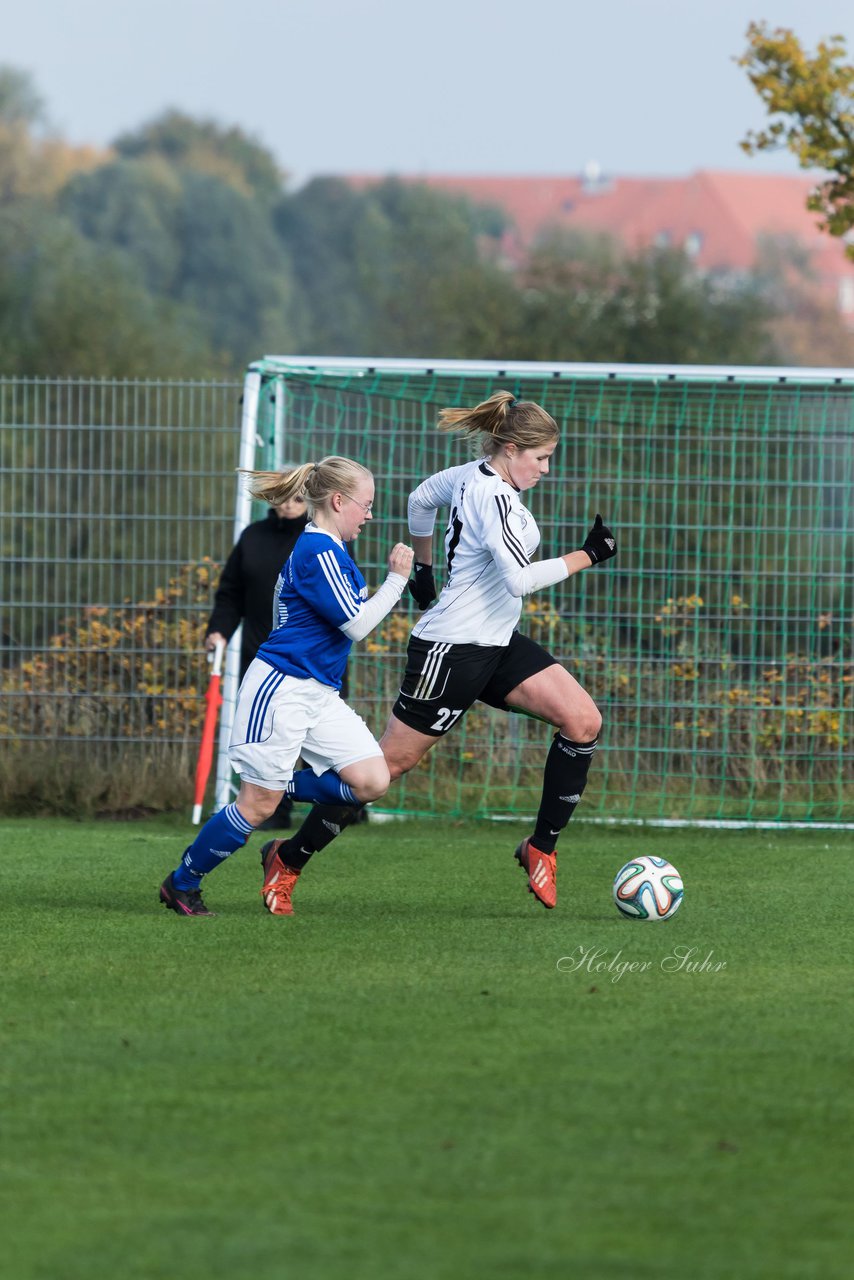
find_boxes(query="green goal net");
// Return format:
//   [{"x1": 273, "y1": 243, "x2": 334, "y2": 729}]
[{"x1": 218, "y1": 357, "x2": 854, "y2": 827}]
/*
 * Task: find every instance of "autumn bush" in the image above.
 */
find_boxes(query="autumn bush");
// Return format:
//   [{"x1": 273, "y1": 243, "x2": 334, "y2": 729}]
[
  {"x1": 0, "y1": 576, "x2": 849, "y2": 818},
  {"x1": 0, "y1": 559, "x2": 219, "y2": 815},
  {"x1": 352, "y1": 593, "x2": 853, "y2": 818}
]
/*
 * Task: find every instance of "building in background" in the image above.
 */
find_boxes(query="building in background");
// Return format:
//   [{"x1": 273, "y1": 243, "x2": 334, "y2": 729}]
[{"x1": 353, "y1": 169, "x2": 854, "y2": 326}]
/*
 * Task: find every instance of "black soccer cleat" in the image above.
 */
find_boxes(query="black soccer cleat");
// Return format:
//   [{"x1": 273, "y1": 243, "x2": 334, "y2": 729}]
[{"x1": 159, "y1": 872, "x2": 216, "y2": 917}]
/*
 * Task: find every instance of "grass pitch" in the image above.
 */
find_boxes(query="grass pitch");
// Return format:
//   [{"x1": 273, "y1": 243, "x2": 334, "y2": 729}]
[{"x1": 1, "y1": 815, "x2": 851, "y2": 1280}]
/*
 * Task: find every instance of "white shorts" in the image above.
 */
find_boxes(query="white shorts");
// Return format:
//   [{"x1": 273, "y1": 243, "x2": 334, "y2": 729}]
[{"x1": 228, "y1": 659, "x2": 383, "y2": 791}]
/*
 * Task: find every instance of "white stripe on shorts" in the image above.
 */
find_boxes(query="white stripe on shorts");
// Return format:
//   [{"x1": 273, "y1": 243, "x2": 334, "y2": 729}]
[
  {"x1": 246, "y1": 666, "x2": 284, "y2": 743},
  {"x1": 413, "y1": 642, "x2": 451, "y2": 700}
]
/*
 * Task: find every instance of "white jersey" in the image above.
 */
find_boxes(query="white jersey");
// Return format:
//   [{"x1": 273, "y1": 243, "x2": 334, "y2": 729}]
[{"x1": 408, "y1": 460, "x2": 569, "y2": 646}]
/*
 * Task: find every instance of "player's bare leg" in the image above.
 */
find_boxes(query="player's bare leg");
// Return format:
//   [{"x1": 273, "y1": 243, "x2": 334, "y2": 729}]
[
  {"x1": 505, "y1": 664, "x2": 602, "y2": 742},
  {"x1": 378, "y1": 714, "x2": 437, "y2": 780}
]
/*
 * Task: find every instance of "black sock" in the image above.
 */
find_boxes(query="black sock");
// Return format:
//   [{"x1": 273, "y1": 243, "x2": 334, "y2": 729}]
[
  {"x1": 532, "y1": 734, "x2": 598, "y2": 855},
  {"x1": 280, "y1": 803, "x2": 365, "y2": 869}
]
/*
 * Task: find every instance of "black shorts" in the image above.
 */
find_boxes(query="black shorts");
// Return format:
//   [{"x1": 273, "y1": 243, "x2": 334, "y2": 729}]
[{"x1": 392, "y1": 631, "x2": 558, "y2": 737}]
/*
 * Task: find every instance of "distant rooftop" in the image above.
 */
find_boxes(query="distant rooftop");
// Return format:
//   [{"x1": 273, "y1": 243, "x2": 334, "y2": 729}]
[{"x1": 349, "y1": 168, "x2": 854, "y2": 318}]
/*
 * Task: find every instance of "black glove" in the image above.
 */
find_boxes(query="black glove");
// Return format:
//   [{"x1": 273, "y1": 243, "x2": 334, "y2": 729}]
[
  {"x1": 407, "y1": 561, "x2": 437, "y2": 609},
  {"x1": 581, "y1": 514, "x2": 617, "y2": 565}
]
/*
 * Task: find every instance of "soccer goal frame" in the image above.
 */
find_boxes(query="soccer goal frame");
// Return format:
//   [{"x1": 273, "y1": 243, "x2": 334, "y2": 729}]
[{"x1": 215, "y1": 356, "x2": 854, "y2": 829}]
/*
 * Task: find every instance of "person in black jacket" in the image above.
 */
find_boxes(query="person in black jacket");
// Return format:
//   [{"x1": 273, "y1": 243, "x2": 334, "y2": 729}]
[{"x1": 205, "y1": 491, "x2": 309, "y2": 828}]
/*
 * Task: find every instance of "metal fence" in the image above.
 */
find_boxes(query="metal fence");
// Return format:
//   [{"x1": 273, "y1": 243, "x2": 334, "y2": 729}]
[
  {"x1": 0, "y1": 377, "x2": 242, "y2": 809},
  {"x1": 2, "y1": 365, "x2": 852, "y2": 825},
  {"x1": 236, "y1": 357, "x2": 854, "y2": 826}
]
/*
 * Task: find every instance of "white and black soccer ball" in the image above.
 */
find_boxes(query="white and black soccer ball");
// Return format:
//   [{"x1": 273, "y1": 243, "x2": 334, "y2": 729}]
[{"x1": 613, "y1": 856, "x2": 683, "y2": 921}]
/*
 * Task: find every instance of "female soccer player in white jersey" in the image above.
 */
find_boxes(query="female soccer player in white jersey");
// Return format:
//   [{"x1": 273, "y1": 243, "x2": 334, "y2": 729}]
[
  {"x1": 262, "y1": 391, "x2": 617, "y2": 913},
  {"x1": 159, "y1": 456, "x2": 413, "y2": 917}
]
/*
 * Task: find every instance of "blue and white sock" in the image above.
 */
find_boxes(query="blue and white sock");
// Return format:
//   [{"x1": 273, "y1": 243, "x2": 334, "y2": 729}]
[
  {"x1": 286, "y1": 768, "x2": 358, "y2": 807},
  {"x1": 172, "y1": 802, "x2": 255, "y2": 890}
]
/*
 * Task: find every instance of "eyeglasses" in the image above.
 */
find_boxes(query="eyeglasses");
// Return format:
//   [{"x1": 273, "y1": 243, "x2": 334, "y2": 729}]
[{"x1": 345, "y1": 495, "x2": 373, "y2": 515}]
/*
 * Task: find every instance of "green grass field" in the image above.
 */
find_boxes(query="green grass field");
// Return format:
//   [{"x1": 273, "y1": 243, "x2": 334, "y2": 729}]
[{"x1": 1, "y1": 815, "x2": 851, "y2": 1280}]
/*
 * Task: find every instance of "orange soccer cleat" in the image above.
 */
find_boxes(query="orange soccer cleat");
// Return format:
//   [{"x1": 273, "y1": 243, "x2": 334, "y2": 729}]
[
  {"x1": 260, "y1": 840, "x2": 302, "y2": 916},
  {"x1": 514, "y1": 837, "x2": 557, "y2": 909}
]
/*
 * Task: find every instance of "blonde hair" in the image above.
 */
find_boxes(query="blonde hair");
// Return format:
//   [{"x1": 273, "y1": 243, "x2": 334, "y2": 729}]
[
  {"x1": 241, "y1": 456, "x2": 373, "y2": 516},
  {"x1": 437, "y1": 389, "x2": 558, "y2": 455}
]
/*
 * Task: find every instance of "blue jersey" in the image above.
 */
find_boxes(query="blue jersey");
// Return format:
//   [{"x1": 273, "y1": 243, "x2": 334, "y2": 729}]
[{"x1": 255, "y1": 525, "x2": 367, "y2": 688}]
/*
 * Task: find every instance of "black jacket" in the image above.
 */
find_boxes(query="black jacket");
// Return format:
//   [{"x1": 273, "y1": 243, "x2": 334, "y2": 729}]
[{"x1": 206, "y1": 510, "x2": 308, "y2": 677}]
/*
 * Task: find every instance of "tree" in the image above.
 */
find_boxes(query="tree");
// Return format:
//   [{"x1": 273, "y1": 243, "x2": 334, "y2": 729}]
[
  {"x1": 737, "y1": 23, "x2": 854, "y2": 258},
  {"x1": 0, "y1": 66, "x2": 45, "y2": 205},
  {"x1": 60, "y1": 157, "x2": 183, "y2": 294},
  {"x1": 0, "y1": 66, "x2": 45, "y2": 128},
  {"x1": 276, "y1": 177, "x2": 514, "y2": 357},
  {"x1": 513, "y1": 232, "x2": 776, "y2": 365},
  {"x1": 0, "y1": 66, "x2": 103, "y2": 205},
  {"x1": 114, "y1": 110, "x2": 285, "y2": 205},
  {"x1": 751, "y1": 234, "x2": 854, "y2": 366},
  {"x1": 174, "y1": 170, "x2": 295, "y2": 361},
  {"x1": 274, "y1": 178, "x2": 377, "y2": 353},
  {"x1": 0, "y1": 204, "x2": 215, "y2": 376},
  {"x1": 60, "y1": 158, "x2": 296, "y2": 365},
  {"x1": 349, "y1": 179, "x2": 514, "y2": 356}
]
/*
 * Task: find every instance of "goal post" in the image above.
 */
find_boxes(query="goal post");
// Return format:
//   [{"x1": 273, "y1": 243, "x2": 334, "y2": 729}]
[{"x1": 216, "y1": 356, "x2": 854, "y2": 827}]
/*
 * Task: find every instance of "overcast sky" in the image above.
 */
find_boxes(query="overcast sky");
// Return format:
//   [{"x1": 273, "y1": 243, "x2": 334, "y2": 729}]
[{"x1": 8, "y1": 0, "x2": 852, "y2": 187}]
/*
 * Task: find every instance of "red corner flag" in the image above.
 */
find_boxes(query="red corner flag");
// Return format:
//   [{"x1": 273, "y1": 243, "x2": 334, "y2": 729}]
[{"x1": 192, "y1": 639, "x2": 225, "y2": 824}]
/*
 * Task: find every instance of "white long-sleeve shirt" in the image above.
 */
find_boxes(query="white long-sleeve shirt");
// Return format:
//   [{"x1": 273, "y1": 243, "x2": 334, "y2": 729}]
[{"x1": 408, "y1": 460, "x2": 569, "y2": 646}]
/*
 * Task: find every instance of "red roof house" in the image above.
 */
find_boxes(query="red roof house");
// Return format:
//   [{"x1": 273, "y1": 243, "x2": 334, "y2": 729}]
[{"x1": 351, "y1": 169, "x2": 854, "y2": 321}]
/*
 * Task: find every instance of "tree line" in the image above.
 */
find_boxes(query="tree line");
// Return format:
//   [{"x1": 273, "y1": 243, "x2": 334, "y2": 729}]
[{"x1": 0, "y1": 50, "x2": 852, "y2": 380}]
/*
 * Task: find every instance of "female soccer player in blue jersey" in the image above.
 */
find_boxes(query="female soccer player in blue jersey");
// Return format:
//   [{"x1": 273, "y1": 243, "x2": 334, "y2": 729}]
[
  {"x1": 262, "y1": 391, "x2": 617, "y2": 913},
  {"x1": 159, "y1": 456, "x2": 413, "y2": 917}
]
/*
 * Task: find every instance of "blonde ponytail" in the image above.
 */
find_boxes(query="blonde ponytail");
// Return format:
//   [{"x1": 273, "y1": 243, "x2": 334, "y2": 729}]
[
  {"x1": 437, "y1": 390, "x2": 557, "y2": 455},
  {"x1": 240, "y1": 456, "x2": 373, "y2": 516}
]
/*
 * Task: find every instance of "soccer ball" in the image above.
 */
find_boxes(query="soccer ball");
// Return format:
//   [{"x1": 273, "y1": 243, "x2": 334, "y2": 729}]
[{"x1": 613, "y1": 856, "x2": 683, "y2": 921}]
